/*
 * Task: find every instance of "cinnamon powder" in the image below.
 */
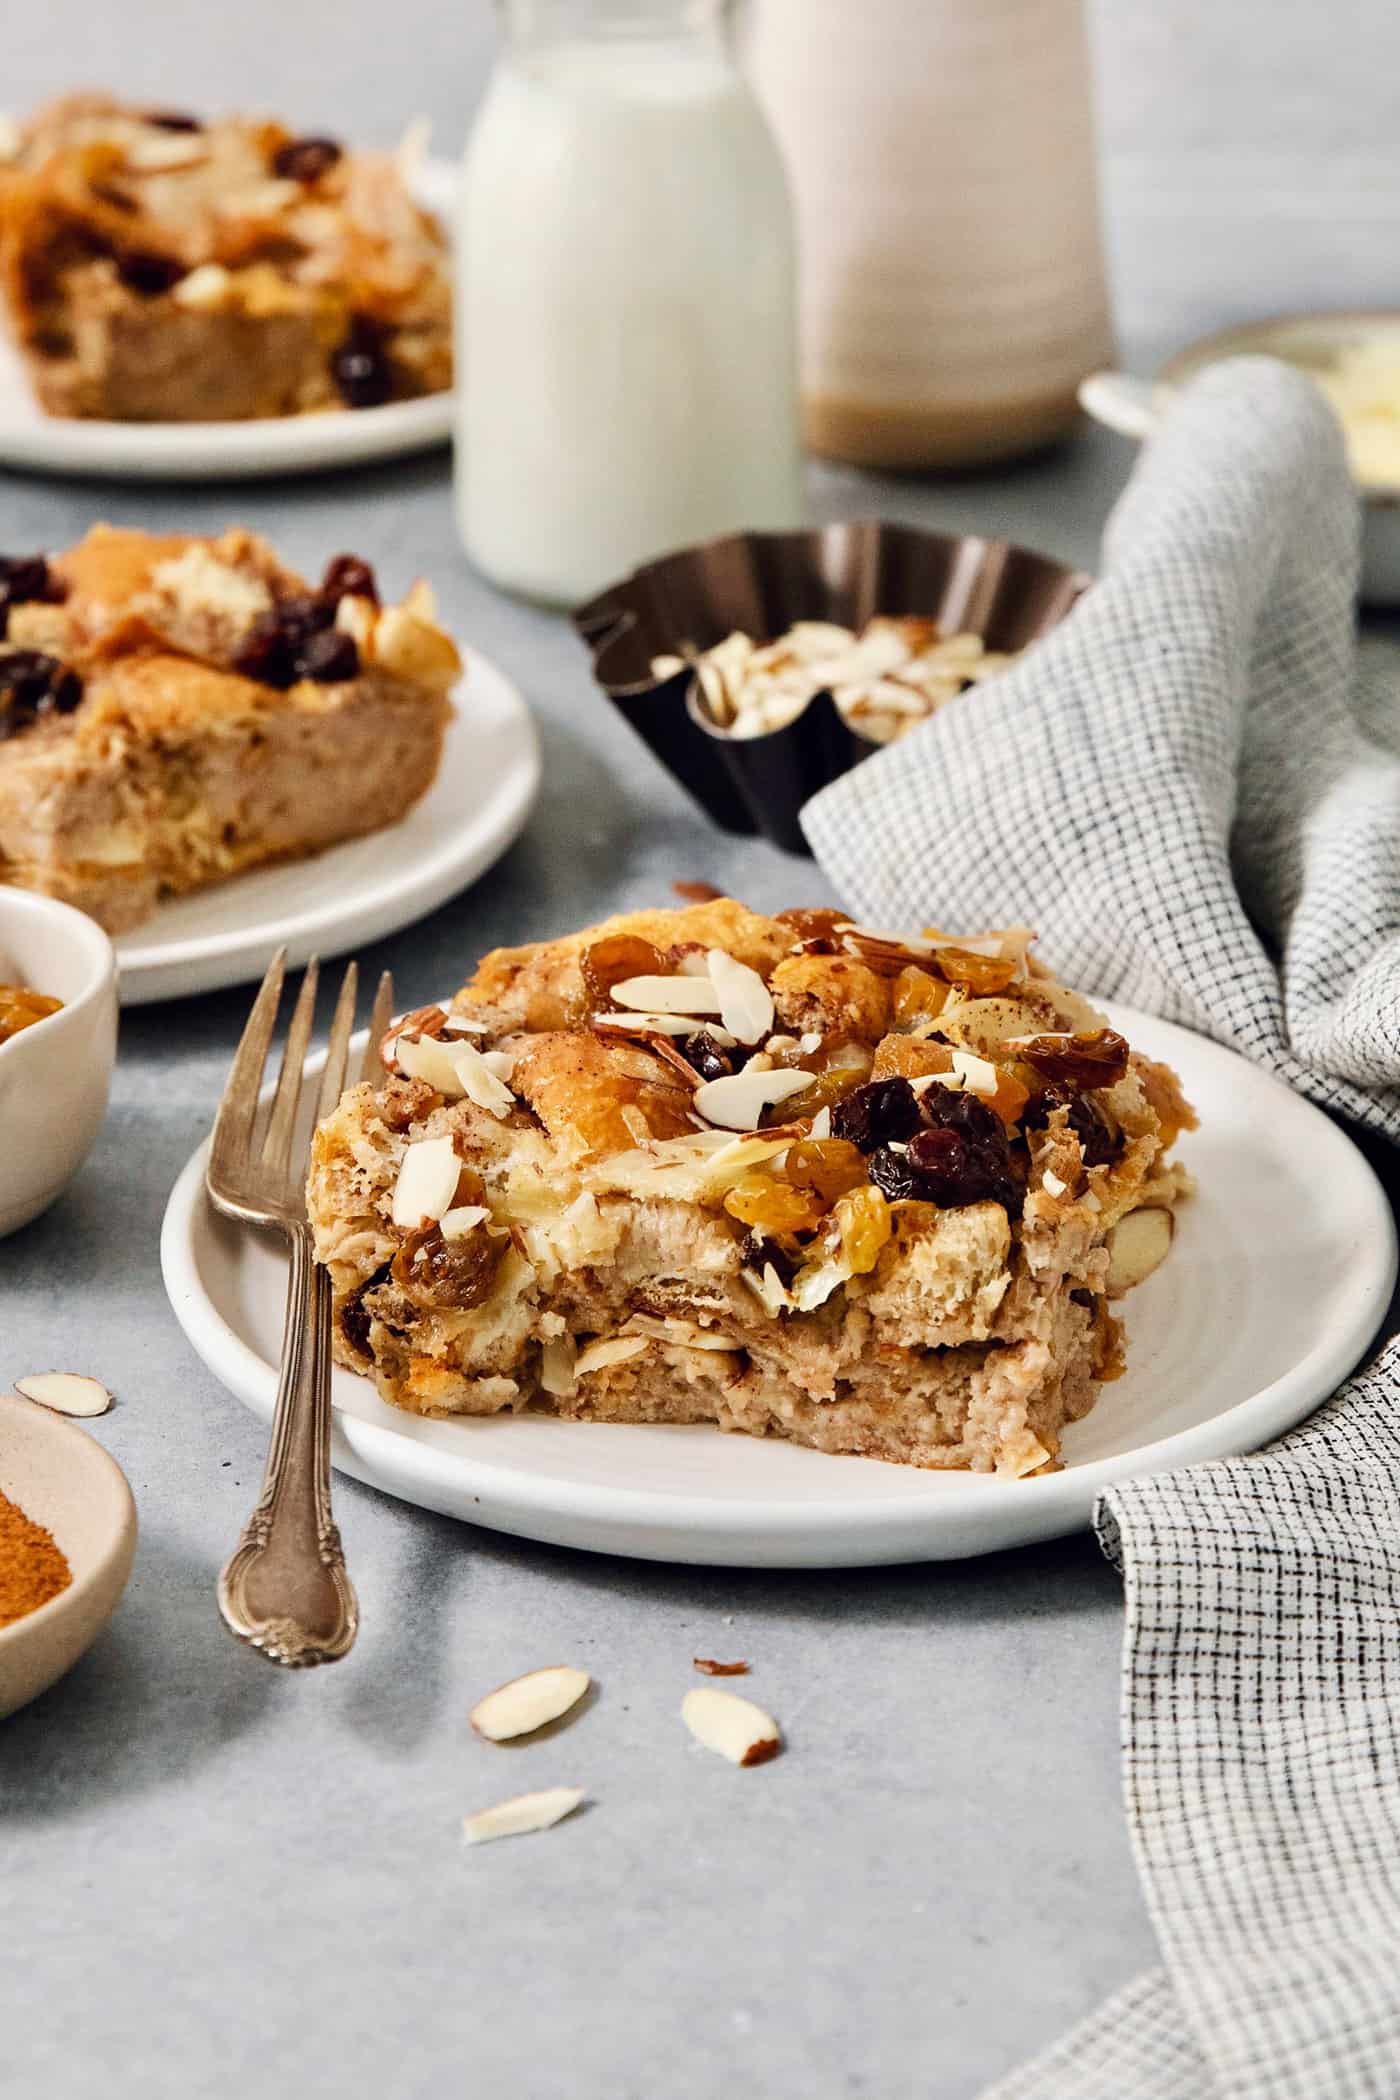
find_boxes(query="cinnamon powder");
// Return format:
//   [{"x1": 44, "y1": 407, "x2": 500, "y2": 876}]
[{"x1": 0, "y1": 1489, "x2": 71, "y2": 1627}]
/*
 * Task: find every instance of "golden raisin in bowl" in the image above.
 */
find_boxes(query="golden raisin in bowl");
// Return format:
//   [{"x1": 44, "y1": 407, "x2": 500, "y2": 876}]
[{"x1": 0, "y1": 984, "x2": 62, "y2": 1045}]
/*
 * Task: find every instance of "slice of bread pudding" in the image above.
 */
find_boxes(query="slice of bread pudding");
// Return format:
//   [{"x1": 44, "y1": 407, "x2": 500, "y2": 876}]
[
  {"x1": 0, "y1": 524, "x2": 458, "y2": 932},
  {"x1": 307, "y1": 901, "x2": 1196, "y2": 1476},
  {"x1": 0, "y1": 95, "x2": 451, "y2": 421}
]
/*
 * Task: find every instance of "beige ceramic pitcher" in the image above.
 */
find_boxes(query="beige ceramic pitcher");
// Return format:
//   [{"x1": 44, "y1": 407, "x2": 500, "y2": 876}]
[{"x1": 746, "y1": 0, "x2": 1114, "y2": 468}]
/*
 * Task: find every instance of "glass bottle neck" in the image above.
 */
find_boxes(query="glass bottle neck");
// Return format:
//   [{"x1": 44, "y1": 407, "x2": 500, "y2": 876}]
[{"x1": 498, "y1": 0, "x2": 730, "y2": 49}]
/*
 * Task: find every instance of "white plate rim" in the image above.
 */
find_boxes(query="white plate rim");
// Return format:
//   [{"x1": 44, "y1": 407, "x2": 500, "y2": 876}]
[
  {"x1": 114, "y1": 646, "x2": 540, "y2": 1004},
  {"x1": 159, "y1": 1003, "x2": 1397, "y2": 1564},
  {"x1": 0, "y1": 161, "x2": 457, "y2": 483}
]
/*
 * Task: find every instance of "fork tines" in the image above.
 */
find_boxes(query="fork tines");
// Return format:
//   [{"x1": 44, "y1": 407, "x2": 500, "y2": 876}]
[{"x1": 209, "y1": 951, "x2": 394, "y2": 1205}]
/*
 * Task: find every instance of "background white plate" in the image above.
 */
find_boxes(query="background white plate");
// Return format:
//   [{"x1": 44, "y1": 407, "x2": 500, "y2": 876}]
[
  {"x1": 160, "y1": 1005, "x2": 1397, "y2": 1566},
  {"x1": 116, "y1": 646, "x2": 539, "y2": 1004},
  {"x1": 0, "y1": 163, "x2": 457, "y2": 482}
]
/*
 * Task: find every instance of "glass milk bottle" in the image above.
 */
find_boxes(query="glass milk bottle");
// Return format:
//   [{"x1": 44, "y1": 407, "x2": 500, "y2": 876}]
[{"x1": 456, "y1": 0, "x2": 804, "y2": 606}]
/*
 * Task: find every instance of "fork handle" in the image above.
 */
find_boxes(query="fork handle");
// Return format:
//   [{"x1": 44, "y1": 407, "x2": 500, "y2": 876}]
[{"x1": 218, "y1": 1226, "x2": 358, "y2": 1666}]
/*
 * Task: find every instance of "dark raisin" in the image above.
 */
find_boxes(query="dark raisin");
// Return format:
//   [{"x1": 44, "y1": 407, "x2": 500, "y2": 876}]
[
  {"x1": 685, "y1": 1030, "x2": 737, "y2": 1082},
  {"x1": 144, "y1": 110, "x2": 203, "y2": 132},
  {"x1": 0, "y1": 649, "x2": 82, "y2": 726},
  {"x1": 1022, "y1": 1089, "x2": 1122, "y2": 1169},
  {"x1": 116, "y1": 248, "x2": 183, "y2": 296},
  {"x1": 0, "y1": 553, "x2": 63, "y2": 640},
  {"x1": 1068, "y1": 1097, "x2": 1120, "y2": 1167},
  {"x1": 340, "y1": 1262, "x2": 391, "y2": 1357},
  {"x1": 920, "y1": 1087, "x2": 1006, "y2": 1151},
  {"x1": 914, "y1": 1125, "x2": 1022, "y2": 1212},
  {"x1": 866, "y1": 1146, "x2": 920, "y2": 1202},
  {"x1": 331, "y1": 317, "x2": 392, "y2": 409},
  {"x1": 739, "y1": 1230, "x2": 798, "y2": 1288},
  {"x1": 915, "y1": 1089, "x2": 1024, "y2": 1212},
  {"x1": 320, "y1": 553, "x2": 379, "y2": 606},
  {"x1": 276, "y1": 591, "x2": 335, "y2": 638},
  {"x1": 233, "y1": 591, "x2": 359, "y2": 687},
  {"x1": 232, "y1": 611, "x2": 301, "y2": 689},
  {"x1": 831, "y1": 1076, "x2": 922, "y2": 1153},
  {"x1": 296, "y1": 626, "x2": 359, "y2": 683},
  {"x1": 272, "y1": 135, "x2": 343, "y2": 183},
  {"x1": 867, "y1": 1087, "x2": 1023, "y2": 1212}
]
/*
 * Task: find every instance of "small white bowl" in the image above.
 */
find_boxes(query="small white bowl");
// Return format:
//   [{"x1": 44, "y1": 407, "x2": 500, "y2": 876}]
[
  {"x1": 0, "y1": 1389, "x2": 137, "y2": 1719},
  {"x1": 0, "y1": 887, "x2": 117, "y2": 1237},
  {"x1": 1081, "y1": 311, "x2": 1400, "y2": 606}
]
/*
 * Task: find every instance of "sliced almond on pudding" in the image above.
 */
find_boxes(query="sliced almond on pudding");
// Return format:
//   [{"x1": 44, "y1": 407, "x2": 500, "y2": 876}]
[
  {"x1": 1104, "y1": 1207, "x2": 1175, "y2": 1293},
  {"x1": 692, "y1": 1066, "x2": 814, "y2": 1132},
  {"x1": 390, "y1": 1135, "x2": 461, "y2": 1229}
]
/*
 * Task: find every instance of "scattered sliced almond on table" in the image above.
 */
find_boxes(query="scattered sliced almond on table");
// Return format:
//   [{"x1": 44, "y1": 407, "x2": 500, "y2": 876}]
[
  {"x1": 13, "y1": 1371, "x2": 113, "y2": 1417},
  {"x1": 681, "y1": 1685, "x2": 782, "y2": 1766},
  {"x1": 693, "y1": 1658, "x2": 750, "y2": 1677},
  {"x1": 463, "y1": 1787, "x2": 586, "y2": 1845},
  {"x1": 470, "y1": 1665, "x2": 591, "y2": 1742}
]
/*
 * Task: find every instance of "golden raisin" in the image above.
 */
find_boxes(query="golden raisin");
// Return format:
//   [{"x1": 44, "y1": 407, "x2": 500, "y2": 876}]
[
  {"x1": 782, "y1": 1137, "x2": 868, "y2": 1206},
  {"x1": 932, "y1": 947, "x2": 1021, "y2": 994},
  {"x1": 775, "y1": 907, "x2": 850, "y2": 946},
  {"x1": 453, "y1": 1164, "x2": 487, "y2": 1208},
  {"x1": 892, "y1": 966, "x2": 949, "y2": 1028},
  {"x1": 723, "y1": 1172, "x2": 825, "y2": 1238},
  {"x1": 390, "y1": 1221, "x2": 503, "y2": 1309},
  {"x1": 986, "y1": 1069, "x2": 1031, "y2": 1128},
  {"x1": 833, "y1": 1184, "x2": 892, "y2": 1274},
  {"x1": 580, "y1": 935, "x2": 667, "y2": 1010},
  {"x1": 785, "y1": 1063, "x2": 872, "y2": 1123},
  {"x1": 1017, "y1": 1029, "x2": 1130, "y2": 1092}
]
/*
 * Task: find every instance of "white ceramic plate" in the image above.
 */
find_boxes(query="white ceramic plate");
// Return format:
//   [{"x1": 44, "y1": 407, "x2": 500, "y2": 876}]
[
  {"x1": 0, "y1": 162, "x2": 456, "y2": 482},
  {"x1": 159, "y1": 1004, "x2": 1396, "y2": 1567},
  {"x1": 115, "y1": 646, "x2": 539, "y2": 1004}
]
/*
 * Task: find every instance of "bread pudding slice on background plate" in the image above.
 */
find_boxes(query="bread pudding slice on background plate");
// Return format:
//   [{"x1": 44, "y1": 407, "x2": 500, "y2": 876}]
[
  {"x1": 0, "y1": 525, "x2": 540, "y2": 1002},
  {"x1": 163, "y1": 895, "x2": 1394, "y2": 1563},
  {"x1": 0, "y1": 96, "x2": 456, "y2": 478}
]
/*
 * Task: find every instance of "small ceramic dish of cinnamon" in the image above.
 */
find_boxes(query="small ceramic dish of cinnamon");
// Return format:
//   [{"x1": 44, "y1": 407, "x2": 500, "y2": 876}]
[
  {"x1": 0, "y1": 1388, "x2": 136, "y2": 1719},
  {"x1": 573, "y1": 521, "x2": 1089, "y2": 854}
]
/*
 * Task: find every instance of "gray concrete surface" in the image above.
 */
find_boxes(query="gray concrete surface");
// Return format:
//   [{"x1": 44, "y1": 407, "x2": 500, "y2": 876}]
[{"x1": 4, "y1": 9, "x2": 1400, "y2": 2096}]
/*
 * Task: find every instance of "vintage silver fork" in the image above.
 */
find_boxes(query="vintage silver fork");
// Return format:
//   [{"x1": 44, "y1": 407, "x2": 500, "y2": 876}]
[{"x1": 208, "y1": 949, "x2": 394, "y2": 1667}]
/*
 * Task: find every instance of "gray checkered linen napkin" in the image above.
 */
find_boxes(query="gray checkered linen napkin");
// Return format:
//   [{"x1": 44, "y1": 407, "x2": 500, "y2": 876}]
[
  {"x1": 805, "y1": 357, "x2": 1400, "y2": 2098},
  {"x1": 803, "y1": 356, "x2": 1400, "y2": 1142},
  {"x1": 986, "y1": 1335, "x2": 1400, "y2": 2100}
]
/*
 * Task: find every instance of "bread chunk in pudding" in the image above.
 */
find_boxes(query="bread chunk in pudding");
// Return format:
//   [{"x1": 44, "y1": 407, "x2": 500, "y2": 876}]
[{"x1": 307, "y1": 901, "x2": 1196, "y2": 1476}]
